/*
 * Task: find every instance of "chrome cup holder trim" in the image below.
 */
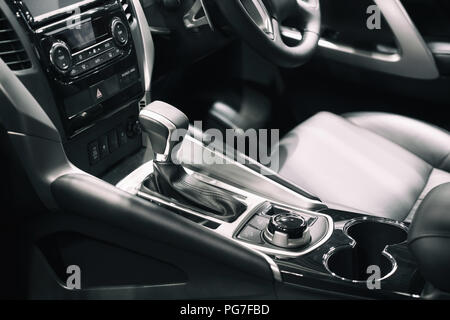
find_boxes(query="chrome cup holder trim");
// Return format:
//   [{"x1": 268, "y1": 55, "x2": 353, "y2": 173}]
[{"x1": 323, "y1": 216, "x2": 408, "y2": 284}]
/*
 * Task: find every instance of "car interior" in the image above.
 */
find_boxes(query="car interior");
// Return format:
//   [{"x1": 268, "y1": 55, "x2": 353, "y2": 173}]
[{"x1": 1, "y1": 0, "x2": 450, "y2": 300}]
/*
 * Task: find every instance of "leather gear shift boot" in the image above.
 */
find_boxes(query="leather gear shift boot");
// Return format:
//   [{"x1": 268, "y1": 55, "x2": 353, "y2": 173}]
[{"x1": 148, "y1": 162, "x2": 247, "y2": 220}]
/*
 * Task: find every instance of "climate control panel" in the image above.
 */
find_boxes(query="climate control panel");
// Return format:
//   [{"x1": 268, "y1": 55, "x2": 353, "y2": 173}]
[{"x1": 47, "y1": 15, "x2": 130, "y2": 78}]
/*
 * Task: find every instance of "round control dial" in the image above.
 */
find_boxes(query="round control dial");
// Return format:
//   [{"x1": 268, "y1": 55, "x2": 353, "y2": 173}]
[
  {"x1": 111, "y1": 17, "x2": 129, "y2": 46},
  {"x1": 263, "y1": 213, "x2": 311, "y2": 248},
  {"x1": 49, "y1": 41, "x2": 72, "y2": 73}
]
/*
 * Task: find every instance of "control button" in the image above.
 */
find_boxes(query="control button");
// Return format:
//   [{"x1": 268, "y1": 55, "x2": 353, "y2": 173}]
[
  {"x1": 248, "y1": 215, "x2": 270, "y2": 230},
  {"x1": 108, "y1": 130, "x2": 119, "y2": 152},
  {"x1": 102, "y1": 40, "x2": 114, "y2": 51},
  {"x1": 263, "y1": 213, "x2": 311, "y2": 248},
  {"x1": 73, "y1": 52, "x2": 86, "y2": 64},
  {"x1": 92, "y1": 86, "x2": 105, "y2": 102},
  {"x1": 268, "y1": 214, "x2": 307, "y2": 239},
  {"x1": 89, "y1": 75, "x2": 120, "y2": 103},
  {"x1": 88, "y1": 140, "x2": 100, "y2": 165},
  {"x1": 111, "y1": 17, "x2": 129, "y2": 46},
  {"x1": 49, "y1": 41, "x2": 72, "y2": 73},
  {"x1": 117, "y1": 126, "x2": 128, "y2": 146},
  {"x1": 99, "y1": 135, "x2": 109, "y2": 159},
  {"x1": 89, "y1": 54, "x2": 106, "y2": 69},
  {"x1": 91, "y1": 46, "x2": 101, "y2": 56},
  {"x1": 69, "y1": 62, "x2": 89, "y2": 76},
  {"x1": 238, "y1": 225, "x2": 264, "y2": 244},
  {"x1": 105, "y1": 47, "x2": 121, "y2": 61}
]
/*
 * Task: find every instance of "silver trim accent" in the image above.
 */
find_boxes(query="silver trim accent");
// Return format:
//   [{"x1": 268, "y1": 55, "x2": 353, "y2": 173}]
[
  {"x1": 238, "y1": 0, "x2": 274, "y2": 38},
  {"x1": 323, "y1": 217, "x2": 408, "y2": 284},
  {"x1": 139, "y1": 109, "x2": 177, "y2": 162},
  {"x1": 49, "y1": 40, "x2": 72, "y2": 73},
  {"x1": 281, "y1": 270, "x2": 304, "y2": 278},
  {"x1": 253, "y1": 250, "x2": 282, "y2": 282},
  {"x1": 183, "y1": 0, "x2": 214, "y2": 30},
  {"x1": 280, "y1": 26, "x2": 303, "y2": 42},
  {"x1": 149, "y1": 26, "x2": 171, "y2": 35},
  {"x1": 129, "y1": 0, "x2": 154, "y2": 102},
  {"x1": 316, "y1": 0, "x2": 439, "y2": 79}
]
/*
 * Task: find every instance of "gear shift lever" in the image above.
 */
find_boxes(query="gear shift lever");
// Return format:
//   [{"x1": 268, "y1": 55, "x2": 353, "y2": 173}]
[
  {"x1": 139, "y1": 101, "x2": 246, "y2": 221},
  {"x1": 139, "y1": 101, "x2": 189, "y2": 162}
]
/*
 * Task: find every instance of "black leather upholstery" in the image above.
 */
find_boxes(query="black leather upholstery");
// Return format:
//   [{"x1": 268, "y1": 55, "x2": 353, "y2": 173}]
[
  {"x1": 408, "y1": 183, "x2": 450, "y2": 292},
  {"x1": 275, "y1": 112, "x2": 450, "y2": 221}
]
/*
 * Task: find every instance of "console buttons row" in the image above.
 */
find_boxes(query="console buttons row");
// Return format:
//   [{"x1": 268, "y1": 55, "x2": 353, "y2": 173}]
[
  {"x1": 73, "y1": 40, "x2": 115, "y2": 64},
  {"x1": 88, "y1": 126, "x2": 128, "y2": 165},
  {"x1": 238, "y1": 225, "x2": 264, "y2": 244},
  {"x1": 70, "y1": 48, "x2": 123, "y2": 77},
  {"x1": 70, "y1": 62, "x2": 89, "y2": 76}
]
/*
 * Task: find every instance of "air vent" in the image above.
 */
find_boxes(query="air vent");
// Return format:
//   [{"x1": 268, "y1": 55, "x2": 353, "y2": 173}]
[
  {"x1": 0, "y1": 8, "x2": 31, "y2": 71},
  {"x1": 120, "y1": 0, "x2": 134, "y2": 24}
]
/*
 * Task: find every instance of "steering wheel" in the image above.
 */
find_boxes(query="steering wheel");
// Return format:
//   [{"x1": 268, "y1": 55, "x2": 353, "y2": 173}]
[{"x1": 215, "y1": 0, "x2": 321, "y2": 68}]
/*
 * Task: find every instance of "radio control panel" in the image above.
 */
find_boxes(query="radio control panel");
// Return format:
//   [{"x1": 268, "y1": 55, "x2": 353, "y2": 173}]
[{"x1": 15, "y1": 1, "x2": 144, "y2": 138}]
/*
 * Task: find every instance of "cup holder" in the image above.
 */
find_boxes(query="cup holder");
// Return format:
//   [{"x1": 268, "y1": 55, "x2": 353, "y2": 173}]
[{"x1": 324, "y1": 218, "x2": 408, "y2": 282}]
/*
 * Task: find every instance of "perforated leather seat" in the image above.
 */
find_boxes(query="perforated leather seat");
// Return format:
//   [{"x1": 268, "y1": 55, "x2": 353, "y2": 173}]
[{"x1": 275, "y1": 112, "x2": 450, "y2": 221}]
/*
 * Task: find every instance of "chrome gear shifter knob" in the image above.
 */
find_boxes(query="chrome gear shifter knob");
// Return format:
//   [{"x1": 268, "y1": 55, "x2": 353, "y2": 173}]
[{"x1": 139, "y1": 101, "x2": 189, "y2": 162}]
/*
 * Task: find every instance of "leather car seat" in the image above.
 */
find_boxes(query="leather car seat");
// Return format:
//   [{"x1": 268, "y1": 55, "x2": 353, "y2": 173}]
[{"x1": 274, "y1": 112, "x2": 450, "y2": 221}]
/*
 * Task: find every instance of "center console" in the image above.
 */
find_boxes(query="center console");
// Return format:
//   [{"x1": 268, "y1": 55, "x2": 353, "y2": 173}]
[
  {"x1": 13, "y1": 0, "x2": 144, "y2": 174},
  {"x1": 115, "y1": 102, "x2": 424, "y2": 299}
]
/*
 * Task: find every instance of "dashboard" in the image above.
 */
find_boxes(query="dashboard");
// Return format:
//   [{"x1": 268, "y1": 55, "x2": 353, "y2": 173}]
[{"x1": 6, "y1": 0, "x2": 147, "y2": 175}]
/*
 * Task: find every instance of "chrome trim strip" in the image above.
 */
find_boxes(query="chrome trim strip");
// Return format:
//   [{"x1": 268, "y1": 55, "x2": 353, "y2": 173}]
[
  {"x1": 252, "y1": 250, "x2": 282, "y2": 282},
  {"x1": 322, "y1": 217, "x2": 408, "y2": 284},
  {"x1": 316, "y1": 0, "x2": 439, "y2": 79},
  {"x1": 71, "y1": 37, "x2": 113, "y2": 58},
  {"x1": 129, "y1": 0, "x2": 155, "y2": 100},
  {"x1": 281, "y1": 270, "x2": 304, "y2": 278},
  {"x1": 7, "y1": 131, "x2": 27, "y2": 137}
]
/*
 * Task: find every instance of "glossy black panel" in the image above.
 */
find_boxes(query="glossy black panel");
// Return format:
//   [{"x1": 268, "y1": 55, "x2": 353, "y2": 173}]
[{"x1": 276, "y1": 209, "x2": 423, "y2": 299}]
